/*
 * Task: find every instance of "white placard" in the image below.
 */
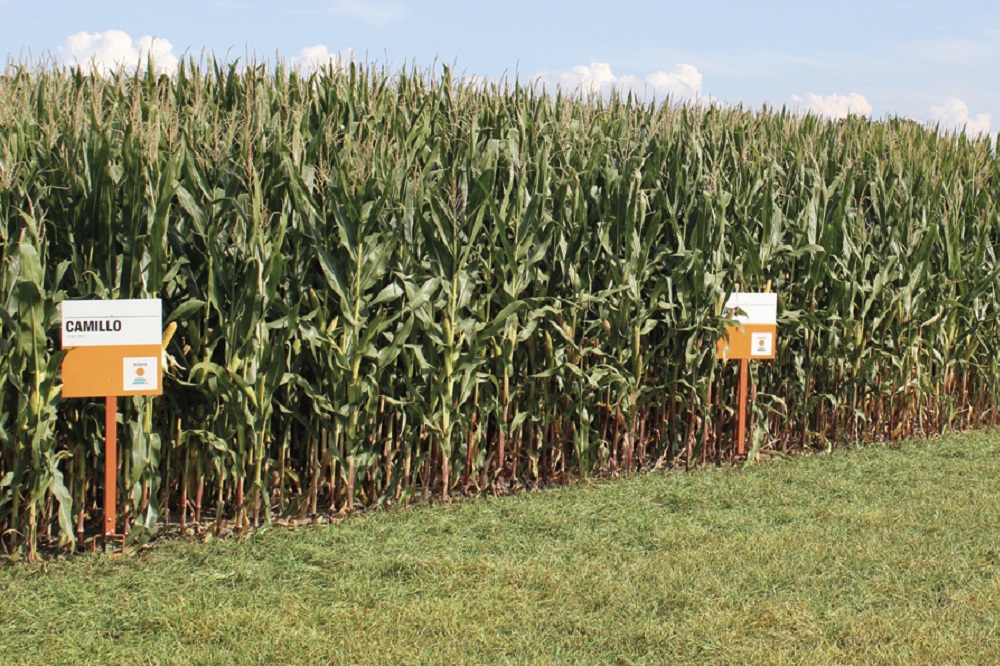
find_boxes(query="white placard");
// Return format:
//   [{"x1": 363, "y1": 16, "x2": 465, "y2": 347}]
[
  {"x1": 723, "y1": 293, "x2": 777, "y2": 325},
  {"x1": 123, "y1": 357, "x2": 159, "y2": 392},
  {"x1": 750, "y1": 332, "x2": 773, "y2": 357},
  {"x1": 62, "y1": 299, "x2": 162, "y2": 348}
]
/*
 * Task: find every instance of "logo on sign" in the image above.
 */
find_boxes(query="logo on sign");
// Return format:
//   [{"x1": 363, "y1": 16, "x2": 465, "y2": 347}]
[
  {"x1": 751, "y1": 333, "x2": 773, "y2": 357},
  {"x1": 123, "y1": 357, "x2": 158, "y2": 392}
]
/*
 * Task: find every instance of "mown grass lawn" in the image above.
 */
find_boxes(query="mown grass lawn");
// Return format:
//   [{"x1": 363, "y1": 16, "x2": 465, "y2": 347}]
[{"x1": 3, "y1": 430, "x2": 1000, "y2": 665}]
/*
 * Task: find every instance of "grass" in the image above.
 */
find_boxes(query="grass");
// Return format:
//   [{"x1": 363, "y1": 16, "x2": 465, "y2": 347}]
[{"x1": 3, "y1": 430, "x2": 1000, "y2": 665}]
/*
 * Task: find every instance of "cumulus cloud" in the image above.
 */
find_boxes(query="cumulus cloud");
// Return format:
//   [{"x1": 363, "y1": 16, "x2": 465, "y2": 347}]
[
  {"x1": 929, "y1": 97, "x2": 993, "y2": 137},
  {"x1": 558, "y1": 62, "x2": 617, "y2": 95},
  {"x1": 291, "y1": 45, "x2": 354, "y2": 73},
  {"x1": 645, "y1": 64, "x2": 703, "y2": 100},
  {"x1": 326, "y1": 0, "x2": 404, "y2": 23},
  {"x1": 548, "y1": 62, "x2": 703, "y2": 101},
  {"x1": 789, "y1": 92, "x2": 872, "y2": 119},
  {"x1": 59, "y1": 29, "x2": 178, "y2": 75}
]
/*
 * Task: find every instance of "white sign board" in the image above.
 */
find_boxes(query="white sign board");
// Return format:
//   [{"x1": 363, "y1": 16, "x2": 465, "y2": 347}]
[
  {"x1": 722, "y1": 292, "x2": 777, "y2": 325},
  {"x1": 62, "y1": 299, "x2": 162, "y2": 347},
  {"x1": 717, "y1": 291, "x2": 778, "y2": 361},
  {"x1": 61, "y1": 299, "x2": 163, "y2": 398}
]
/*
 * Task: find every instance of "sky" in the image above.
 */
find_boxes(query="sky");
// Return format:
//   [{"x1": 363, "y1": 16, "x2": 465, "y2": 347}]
[{"x1": 1, "y1": 0, "x2": 998, "y2": 137}]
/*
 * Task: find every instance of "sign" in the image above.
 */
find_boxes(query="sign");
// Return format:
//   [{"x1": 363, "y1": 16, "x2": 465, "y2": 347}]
[
  {"x1": 61, "y1": 299, "x2": 163, "y2": 397},
  {"x1": 716, "y1": 292, "x2": 777, "y2": 360}
]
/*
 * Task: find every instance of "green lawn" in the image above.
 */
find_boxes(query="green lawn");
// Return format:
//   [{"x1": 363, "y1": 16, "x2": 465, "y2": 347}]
[{"x1": 3, "y1": 431, "x2": 1000, "y2": 665}]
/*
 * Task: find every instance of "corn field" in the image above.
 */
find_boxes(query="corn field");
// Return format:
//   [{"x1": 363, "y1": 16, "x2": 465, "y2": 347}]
[{"x1": 1, "y1": 61, "x2": 998, "y2": 560}]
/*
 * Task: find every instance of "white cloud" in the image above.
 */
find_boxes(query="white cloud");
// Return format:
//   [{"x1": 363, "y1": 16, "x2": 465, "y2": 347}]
[
  {"x1": 789, "y1": 92, "x2": 872, "y2": 119},
  {"x1": 59, "y1": 30, "x2": 178, "y2": 76},
  {"x1": 929, "y1": 97, "x2": 993, "y2": 137},
  {"x1": 645, "y1": 64, "x2": 702, "y2": 100},
  {"x1": 326, "y1": 0, "x2": 404, "y2": 23},
  {"x1": 291, "y1": 45, "x2": 354, "y2": 73},
  {"x1": 558, "y1": 62, "x2": 617, "y2": 95},
  {"x1": 548, "y1": 62, "x2": 703, "y2": 101}
]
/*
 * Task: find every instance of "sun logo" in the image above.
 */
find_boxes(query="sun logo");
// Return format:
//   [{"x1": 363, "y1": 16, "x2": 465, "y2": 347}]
[{"x1": 124, "y1": 357, "x2": 156, "y2": 389}]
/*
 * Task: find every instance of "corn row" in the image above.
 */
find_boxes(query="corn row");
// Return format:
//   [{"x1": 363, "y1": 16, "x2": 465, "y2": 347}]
[{"x1": 0, "y1": 61, "x2": 997, "y2": 558}]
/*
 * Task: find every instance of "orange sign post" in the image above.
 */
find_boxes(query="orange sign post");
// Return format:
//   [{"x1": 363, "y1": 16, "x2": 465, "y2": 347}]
[
  {"x1": 716, "y1": 292, "x2": 777, "y2": 456},
  {"x1": 61, "y1": 299, "x2": 162, "y2": 552}
]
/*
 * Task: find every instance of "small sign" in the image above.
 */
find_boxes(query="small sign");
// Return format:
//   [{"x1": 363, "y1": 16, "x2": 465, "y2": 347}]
[
  {"x1": 751, "y1": 332, "x2": 773, "y2": 357},
  {"x1": 717, "y1": 292, "x2": 777, "y2": 361},
  {"x1": 61, "y1": 299, "x2": 163, "y2": 398},
  {"x1": 123, "y1": 357, "x2": 159, "y2": 392}
]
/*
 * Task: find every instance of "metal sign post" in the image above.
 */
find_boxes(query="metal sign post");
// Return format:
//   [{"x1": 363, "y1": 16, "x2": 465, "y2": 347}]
[
  {"x1": 736, "y1": 358, "x2": 749, "y2": 455},
  {"x1": 61, "y1": 299, "x2": 163, "y2": 553},
  {"x1": 103, "y1": 396, "x2": 119, "y2": 549}
]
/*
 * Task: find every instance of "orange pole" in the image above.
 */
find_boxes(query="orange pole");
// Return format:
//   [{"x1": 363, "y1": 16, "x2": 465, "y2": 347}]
[
  {"x1": 104, "y1": 395, "x2": 117, "y2": 538},
  {"x1": 737, "y1": 358, "x2": 749, "y2": 456}
]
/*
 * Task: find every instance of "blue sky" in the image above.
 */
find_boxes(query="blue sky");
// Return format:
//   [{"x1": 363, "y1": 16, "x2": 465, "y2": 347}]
[{"x1": 1, "y1": 0, "x2": 997, "y2": 136}]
